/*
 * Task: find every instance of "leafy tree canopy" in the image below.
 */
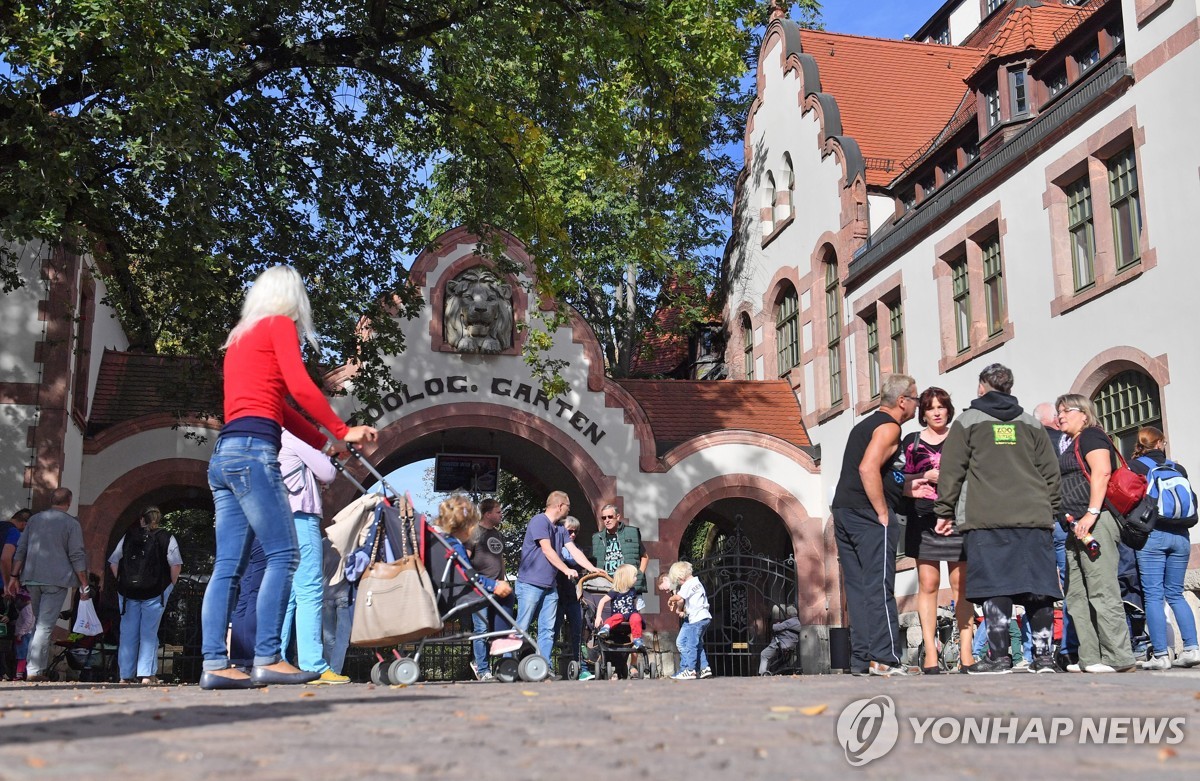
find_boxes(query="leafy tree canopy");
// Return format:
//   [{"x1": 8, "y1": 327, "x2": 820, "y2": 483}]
[{"x1": 1, "y1": 0, "x2": 816, "y2": 402}]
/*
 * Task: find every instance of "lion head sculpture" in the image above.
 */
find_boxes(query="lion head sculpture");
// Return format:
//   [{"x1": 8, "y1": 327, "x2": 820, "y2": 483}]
[{"x1": 444, "y1": 268, "x2": 514, "y2": 354}]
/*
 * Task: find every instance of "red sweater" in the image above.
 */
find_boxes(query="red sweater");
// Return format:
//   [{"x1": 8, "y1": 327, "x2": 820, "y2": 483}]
[{"x1": 223, "y1": 316, "x2": 349, "y2": 449}]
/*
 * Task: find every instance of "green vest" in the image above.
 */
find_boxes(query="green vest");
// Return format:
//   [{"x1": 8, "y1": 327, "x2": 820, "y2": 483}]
[{"x1": 592, "y1": 524, "x2": 646, "y2": 592}]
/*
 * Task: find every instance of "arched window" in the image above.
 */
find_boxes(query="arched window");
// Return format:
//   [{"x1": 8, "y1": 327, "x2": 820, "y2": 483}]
[
  {"x1": 777, "y1": 153, "x2": 795, "y2": 224},
  {"x1": 775, "y1": 286, "x2": 799, "y2": 377},
  {"x1": 1092, "y1": 369, "x2": 1161, "y2": 458},
  {"x1": 741, "y1": 314, "x2": 755, "y2": 381},
  {"x1": 761, "y1": 172, "x2": 776, "y2": 235}
]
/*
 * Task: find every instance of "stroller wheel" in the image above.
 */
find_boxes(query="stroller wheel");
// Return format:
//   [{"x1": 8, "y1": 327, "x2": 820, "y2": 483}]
[
  {"x1": 370, "y1": 662, "x2": 387, "y2": 685},
  {"x1": 518, "y1": 655, "x2": 549, "y2": 683},
  {"x1": 494, "y1": 657, "x2": 520, "y2": 683},
  {"x1": 387, "y1": 658, "x2": 420, "y2": 685},
  {"x1": 635, "y1": 653, "x2": 650, "y2": 680},
  {"x1": 566, "y1": 661, "x2": 580, "y2": 681}
]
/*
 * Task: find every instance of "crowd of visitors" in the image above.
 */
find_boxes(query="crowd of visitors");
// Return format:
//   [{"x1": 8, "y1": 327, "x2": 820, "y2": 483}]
[{"x1": 836, "y1": 364, "x2": 1199, "y2": 676}]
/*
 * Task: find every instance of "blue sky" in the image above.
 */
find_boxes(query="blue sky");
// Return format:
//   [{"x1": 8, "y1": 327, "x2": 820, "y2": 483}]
[
  {"x1": 378, "y1": 0, "x2": 955, "y2": 519},
  {"x1": 818, "y1": 0, "x2": 948, "y2": 38}
]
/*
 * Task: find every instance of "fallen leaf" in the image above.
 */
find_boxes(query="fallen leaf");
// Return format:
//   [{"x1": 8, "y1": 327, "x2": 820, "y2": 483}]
[
  {"x1": 521, "y1": 690, "x2": 539, "y2": 697},
  {"x1": 152, "y1": 713, "x2": 165, "y2": 720},
  {"x1": 769, "y1": 706, "x2": 796, "y2": 713},
  {"x1": 1159, "y1": 747, "x2": 1177, "y2": 762},
  {"x1": 26, "y1": 757, "x2": 47, "y2": 769},
  {"x1": 299, "y1": 692, "x2": 316, "y2": 698},
  {"x1": 754, "y1": 748, "x2": 768, "y2": 759},
  {"x1": 800, "y1": 704, "x2": 828, "y2": 716}
]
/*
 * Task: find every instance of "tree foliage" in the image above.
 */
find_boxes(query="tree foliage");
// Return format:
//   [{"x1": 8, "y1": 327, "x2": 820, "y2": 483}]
[{"x1": 0, "y1": 0, "x2": 821, "y2": 401}]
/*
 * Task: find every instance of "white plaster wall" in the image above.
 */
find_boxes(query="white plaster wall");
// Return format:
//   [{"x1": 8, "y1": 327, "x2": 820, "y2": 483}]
[
  {"x1": 0, "y1": 242, "x2": 47, "y2": 383},
  {"x1": 949, "y1": 1, "x2": 983, "y2": 46},
  {"x1": 79, "y1": 427, "x2": 215, "y2": 505},
  {"x1": 868, "y1": 193, "x2": 896, "y2": 237},
  {"x1": 61, "y1": 420, "x2": 84, "y2": 513},
  {"x1": 84, "y1": 270, "x2": 129, "y2": 407},
  {"x1": 0, "y1": 404, "x2": 35, "y2": 512},
  {"x1": 1121, "y1": 0, "x2": 1198, "y2": 63}
]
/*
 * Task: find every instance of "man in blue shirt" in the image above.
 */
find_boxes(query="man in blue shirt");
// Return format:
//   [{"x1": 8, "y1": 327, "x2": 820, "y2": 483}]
[{"x1": 515, "y1": 491, "x2": 578, "y2": 662}]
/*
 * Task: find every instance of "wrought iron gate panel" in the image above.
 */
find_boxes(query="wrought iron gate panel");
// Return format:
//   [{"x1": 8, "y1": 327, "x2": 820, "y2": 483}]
[{"x1": 691, "y1": 527, "x2": 797, "y2": 677}]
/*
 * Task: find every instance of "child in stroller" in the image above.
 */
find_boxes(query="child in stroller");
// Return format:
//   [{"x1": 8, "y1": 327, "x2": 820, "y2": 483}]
[
  {"x1": 578, "y1": 569, "x2": 653, "y2": 680},
  {"x1": 595, "y1": 565, "x2": 644, "y2": 649}
]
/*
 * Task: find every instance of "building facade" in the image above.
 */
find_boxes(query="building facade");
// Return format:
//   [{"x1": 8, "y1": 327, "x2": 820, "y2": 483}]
[{"x1": 725, "y1": 0, "x2": 1200, "y2": 642}]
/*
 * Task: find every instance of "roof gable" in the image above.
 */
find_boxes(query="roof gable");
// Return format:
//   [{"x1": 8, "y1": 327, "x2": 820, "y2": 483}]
[{"x1": 797, "y1": 29, "x2": 985, "y2": 187}]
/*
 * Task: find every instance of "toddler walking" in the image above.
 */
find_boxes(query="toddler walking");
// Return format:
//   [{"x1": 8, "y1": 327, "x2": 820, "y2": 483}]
[{"x1": 668, "y1": 561, "x2": 712, "y2": 680}]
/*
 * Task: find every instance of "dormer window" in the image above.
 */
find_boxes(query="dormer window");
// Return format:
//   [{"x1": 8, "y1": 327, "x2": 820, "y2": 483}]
[
  {"x1": 984, "y1": 82, "x2": 1001, "y2": 130},
  {"x1": 1009, "y1": 68, "x2": 1029, "y2": 117},
  {"x1": 919, "y1": 174, "x2": 937, "y2": 201},
  {"x1": 902, "y1": 190, "x2": 916, "y2": 212},
  {"x1": 931, "y1": 24, "x2": 950, "y2": 46},
  {"x1": 985, "y1": 0, "x2": 1004, "y2": 15},
  {"x1": 941, "y1": 157, "x2": 958, "y2": 182},
  {"x1": 964, "y1": 138, "x2": 980, "y2": 163},
  {"x1": 1106, "y1": 22, "x2": 1124, "y2": 49},
  {"x1": 761, "y1": 172, "x2": 776, "y2": 236},
  {"x1": 1046, "y1": 68, "x2": 1068, "y2": 98},
  {"x1": 1076, "y1": 43, "x2": 1100, "y2": 74}
]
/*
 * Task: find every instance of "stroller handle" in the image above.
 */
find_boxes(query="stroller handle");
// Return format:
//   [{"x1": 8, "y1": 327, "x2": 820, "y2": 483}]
[{"x1": 343, "y1": 442, "x2": 403, "y2": 499}]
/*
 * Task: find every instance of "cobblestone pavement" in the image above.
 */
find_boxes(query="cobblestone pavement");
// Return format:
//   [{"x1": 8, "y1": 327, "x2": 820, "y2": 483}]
[{"x1": 2, "y1": 670, "x2": 1199, "y2": 780}]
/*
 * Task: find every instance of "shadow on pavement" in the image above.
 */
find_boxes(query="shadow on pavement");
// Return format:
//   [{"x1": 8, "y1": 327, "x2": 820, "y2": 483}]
[{"x1": 0, "y1": 693, "x2": 443, "y2": 746}]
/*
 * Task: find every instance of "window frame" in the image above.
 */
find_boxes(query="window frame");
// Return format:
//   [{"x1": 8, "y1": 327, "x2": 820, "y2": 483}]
[
  {"x1": 866, "y1": 315, "x2": 880, "y2": 400},
  {"x1": 825, "y1": 261, "x2": 842, "y2": 404},
  {"x1": 1066, "y1": 175, "x2": 1096, "y2": 292},
  {"x1": 984, "y1": 82, "x2": 1001, "y2": 130},
  {"x1": 741, "y1": 314, "x2": 755, "y2": 381},
  {"x1": 951, "y1": 259, "x2": 971, "y2": 354},
  {"x1": 775, "y1": 288, "x2": 799, "y2": 378},
  {"x1": 1107, "y1": 147, "x2": 1141, "y2": 271},
  {"x1": 1009, "y1": 68, "x2": 1029, "y2": 117},
  {"x1": 980, "y1": 235, "x2": 1005, "y2": 337},
  {"x1": 888, "y1": 299, "x2": 905, "y2": 375}
]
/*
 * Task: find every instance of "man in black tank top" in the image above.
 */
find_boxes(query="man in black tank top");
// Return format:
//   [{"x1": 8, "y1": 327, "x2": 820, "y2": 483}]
[{"x1": 832, "y1": 374, "x2": 918, "y2": 677}]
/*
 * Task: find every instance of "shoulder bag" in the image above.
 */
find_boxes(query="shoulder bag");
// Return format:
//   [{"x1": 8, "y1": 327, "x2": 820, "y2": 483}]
[
  {"x1": 350, "y1": 498, "x2": 443, "y2": 647},
  {"x1": 1073, "y1": 428, "x2": 1151, "y2": 549}
]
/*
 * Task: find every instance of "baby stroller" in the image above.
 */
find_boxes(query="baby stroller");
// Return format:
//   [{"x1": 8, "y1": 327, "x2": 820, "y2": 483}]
[
  {"x1": 331, "y1": 447, "x2": 546, "y2": 685},
  {"x1": 577, "y1": 571, "x2": 656, "y2": 680}
]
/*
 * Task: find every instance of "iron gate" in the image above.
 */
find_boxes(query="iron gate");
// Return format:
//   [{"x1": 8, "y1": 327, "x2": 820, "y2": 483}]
[{"x1": 692, "y1": 527, "x2": 797, "y2": 676}]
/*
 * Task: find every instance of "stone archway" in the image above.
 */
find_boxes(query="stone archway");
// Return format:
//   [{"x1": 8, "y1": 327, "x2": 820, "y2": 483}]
[
  {"x1": 78, "y1": 457, "x2": 211, "y2": 573},
  {"x1": 324, "y1": 401, "x2": 620, "y2": 529}
]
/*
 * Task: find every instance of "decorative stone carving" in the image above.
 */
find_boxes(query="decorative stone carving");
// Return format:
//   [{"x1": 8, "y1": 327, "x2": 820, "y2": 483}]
[{"x1": 443, "y1": 267, "x2": 514, "y2": 354}]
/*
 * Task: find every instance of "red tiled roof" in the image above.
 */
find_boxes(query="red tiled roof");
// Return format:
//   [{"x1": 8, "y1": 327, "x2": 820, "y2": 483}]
[
  {"x1": 968, "y1": 3, "x2": 1085, "y2": 78},
  {"x1": 87, "y1": 349, "x2": 221, "y2": 435},
  {"x1": 799, "y1": 29, "x2": 985, "y2": 187},
  {"x1": 628, "y1": 275, "x2": 710, "y2": 378},
  {"x1": 616, "y1": 379, "x2": 811, "y2": 456}
]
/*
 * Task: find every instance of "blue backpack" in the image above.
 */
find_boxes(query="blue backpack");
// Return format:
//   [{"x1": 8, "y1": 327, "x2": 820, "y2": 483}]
[{"x1": 1137, "y1": 456, "x2": 1198, "y2": 523}]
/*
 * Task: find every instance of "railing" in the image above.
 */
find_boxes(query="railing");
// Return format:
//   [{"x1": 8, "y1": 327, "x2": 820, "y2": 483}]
[{"x1": 1054, "y1": 0, "x2": 1105, "y2": 42}]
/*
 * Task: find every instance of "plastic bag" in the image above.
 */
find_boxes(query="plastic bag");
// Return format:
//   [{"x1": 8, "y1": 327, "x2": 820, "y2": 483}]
[{"x1": 73, "y1": 598, "x2": 103, "y2": 636}]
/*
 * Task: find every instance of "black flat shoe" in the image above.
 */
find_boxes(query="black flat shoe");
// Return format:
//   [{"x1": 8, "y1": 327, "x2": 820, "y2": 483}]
[
  {"x1": 199, "y1": 671, "x2": 256, "y2": 690},
  {"x1": 921, "y1": 665, "x2": 941, "y2": 675},
  {"x1": 250, "y1": 666, "x2": 321, "y2": 686}
]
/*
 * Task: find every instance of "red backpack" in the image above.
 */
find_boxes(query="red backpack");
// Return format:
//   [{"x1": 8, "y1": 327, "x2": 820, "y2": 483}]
[{"x1": 1073, "y1": 428, "x2": 1147, "y2": 517}]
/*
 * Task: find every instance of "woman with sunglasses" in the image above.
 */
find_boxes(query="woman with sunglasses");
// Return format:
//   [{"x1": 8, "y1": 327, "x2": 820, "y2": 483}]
[{"x1": 1054, "y1": 394, "x2": 1135, "y2": 673}]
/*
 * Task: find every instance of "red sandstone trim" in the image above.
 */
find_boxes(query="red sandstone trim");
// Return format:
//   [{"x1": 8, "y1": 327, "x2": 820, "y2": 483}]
[
  {"x1": 0, "y1": 382, "x2": 39, "y2": 405},
  {"x1": 1135, "y1": 0, "x2": 1175, "y2": 27},
  {"x1": 1132, "y1": 17, "x2": 1199, "y2": 79},
  {"x1": 658, "y1": 474, "x2": 829, "y2": 626},
  {"x1": 83, "y1": 413, "x2": 223, "y2": 455},
  {"x1": 660, "y1": 430, "x2": 818, "y2": 472},
  {"x1": 426, "y1": 252, "x2": 530, "y2": 357}
]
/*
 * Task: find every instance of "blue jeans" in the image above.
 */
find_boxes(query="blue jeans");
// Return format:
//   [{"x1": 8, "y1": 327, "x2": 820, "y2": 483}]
[
  {"x1": 471, "y1": 591, "x2": 516, "y2": 675},
  {"x1": 322, "y1": 587, "x2": 353, "y2": 675},
  {"x1": 676, "y1": 617, "x2": 710, "y2": 672},
  {"x1": 514, "y1": 580, "x2": 559, "y2": 660},
  {"x1": 281, "y1": 512, "x2": 329, "y2": 674},
  {"x1": 229, "y1": 539, "x2": 266, "y2": 668},
  {"x1": 201, "y1": 436, "x2": 300, "y2": 671},
  {"x1": 118, "y1": 584, "x2": 173, "y2": 679},
  {"x1": 1053, "y1": 522, "x2": 1078, "y2": 654},
  {"x1": 1136, "y1": 527, "x2": 1199, "y2": 657}
]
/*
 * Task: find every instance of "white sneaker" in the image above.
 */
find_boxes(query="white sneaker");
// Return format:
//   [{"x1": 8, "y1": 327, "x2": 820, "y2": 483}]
[
  {"x1": 1139, "y1": 655, "x2": 1172, "y2": 671},
  {"x1": 1084, "y1": 663, "x2": 1116, "y2": 673},
  {"x1": 1066, "y1": 663, "x2": 1082, "y2": 673},
  {"x1": 671, "y1": 670, "x2": 697, "y2": 680},
  {"x1": 1176, "y1": 649, "x2": 1200, "y2": 668},
  {"x1": 1012, "y1": 658, "x2": 1031, "y2": 672},
  {"x1": 699, "y1": 667, "x2": 713, "y2": 679}
]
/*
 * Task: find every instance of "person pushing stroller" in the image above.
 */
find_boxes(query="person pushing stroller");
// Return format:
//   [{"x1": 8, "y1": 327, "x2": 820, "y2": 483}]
[
  {"x1": 759, "y1": 604, "x2": 801, "y2": 675},
  {"x1": 594, "y1": 564, "x2": 644, "y2": 650}
]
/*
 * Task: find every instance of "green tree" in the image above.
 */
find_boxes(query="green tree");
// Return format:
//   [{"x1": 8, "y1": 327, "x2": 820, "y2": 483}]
[{"x1": 0, "y1": 0, "x2": 818, "y2": 402}]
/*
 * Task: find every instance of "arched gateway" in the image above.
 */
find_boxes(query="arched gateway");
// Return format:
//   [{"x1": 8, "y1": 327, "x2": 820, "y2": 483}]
[{"x1": 61, "y1": 227, "x2": 837, "y2": 674}]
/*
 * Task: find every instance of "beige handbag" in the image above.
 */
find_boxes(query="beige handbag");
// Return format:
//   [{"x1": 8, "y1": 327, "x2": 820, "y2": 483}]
[{"x1": 350, "y1": 499, "x2": 443, "y2": 647}]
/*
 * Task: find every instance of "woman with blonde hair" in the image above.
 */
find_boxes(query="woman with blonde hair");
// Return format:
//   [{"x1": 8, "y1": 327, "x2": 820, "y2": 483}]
[
  {"x1": 1129, "y1": 426, "x2": 1200, "y2": 669},
  {"x1": 434, "y1": 494, "x2": 512, "y2": 596},
  {"x1": 1055, "y1": 393, "x2": 1135, "y2": 673},
  {"x1": 200, "y1": 266, "x2": 378, "y2": 690}
]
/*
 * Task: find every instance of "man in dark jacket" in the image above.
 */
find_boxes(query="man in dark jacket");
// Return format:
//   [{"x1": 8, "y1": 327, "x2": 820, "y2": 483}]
[
  {"x1": 592, "y1": 504, "x2": 648, "y2": 593},
  {"x1": 934, "y1": 364, "x2": 1062, "y2": 674}
]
